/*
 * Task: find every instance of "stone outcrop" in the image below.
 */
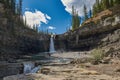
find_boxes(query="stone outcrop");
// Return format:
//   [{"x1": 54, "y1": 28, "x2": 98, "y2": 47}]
[
  {"x1": 55, "y1": 5, "x2": 120, "y2": 58},
  {"x1": 0, "y1": 62, "x2": 23, "y2": 78},
  {"x1": 3, "y1": 60, "x2": 120, "y2": 80},
  {"x1": 0, "y1": 3, "x2": 50, "y2": 61}
]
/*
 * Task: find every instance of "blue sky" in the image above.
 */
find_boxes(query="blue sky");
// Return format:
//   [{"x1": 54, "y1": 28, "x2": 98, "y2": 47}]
[{"x1": 22, "y1": 0, "x2": 95, "y2": 34}]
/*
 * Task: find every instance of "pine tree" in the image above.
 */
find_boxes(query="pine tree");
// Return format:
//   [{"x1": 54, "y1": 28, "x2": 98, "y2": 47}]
[
  {"x1": 75, "y1": 11, "x2": 80, "y2": 28},
  {"x1": 33, "y1": 25, "x2": 36, "y2": 31},
  {"x1": 35, "y1": 26, "x2": 39, "y2": 33},
  {"x1": 115, "y1": 0, "x2": 120, "y2": 4},
  {"x1": 4, "y1": 0, "x2": 9, "y2": 8},
  {"x1": 16, "y1": 3, "x2": 19, "y2": 15},
  {"x1": 19, "y1": 0, "x2": 22, "y2": 15},
  {"x1": 93, "y1": 3, "x2": 97, "y2": 16},
  {"x1": 84, "y1": 4, "x2": 88, "y2": 20},
  {"x1": 72, "y1": 6, "x2": 75, "y2": 30},
  {"x1": 110, "y1": 0, "x2": 114, "y2": 7},
  {"x1": 103, "y1": 0, "x2": 110, "y2": 9},
  {"x1": 11, "y1": 0, "x2": 16, "y2": 14},
  {"x1": 99, "y1": 0, "x2": 103, "y2": 11},
  {"x1": 16, "y1": 0, "x2": 22, "y2": 16},
  {"x1": 89, "y1": 9, "x2": 92, "y2": 18},
  {"x1": 93, "y1": 0, "x2": 103, "y2": 16},
  {"x1": 96, "y1": 0, "x2": 100, "y2": 12},
  {"x1": 24, "y1": 15, "x2": 27, "y2": 26},
  {"x1": 71, "y1": 6, "x2": 80, "y2": 30}
]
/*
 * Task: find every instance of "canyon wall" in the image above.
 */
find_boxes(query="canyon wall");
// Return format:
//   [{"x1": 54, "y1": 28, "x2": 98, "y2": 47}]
[
  {"x1": 55, "y1": 5, "x2": 120, "y2": 57},
  {"x1": 0, "y1": 3, "x2": 50, "y2": 61}
]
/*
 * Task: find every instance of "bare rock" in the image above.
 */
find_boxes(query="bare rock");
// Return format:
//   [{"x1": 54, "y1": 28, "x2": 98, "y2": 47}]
[
  {"x1": 81, "y1": 70, "x2": 100, "y2": 75},
  {"x1": 40, "y1": 68, "x2": 51, "y2": 75}
]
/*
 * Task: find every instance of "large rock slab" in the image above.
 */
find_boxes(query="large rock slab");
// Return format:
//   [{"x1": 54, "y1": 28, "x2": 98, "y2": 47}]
[
  {"x1": 0, "y1": 62, "x2": 23, "y2": 79},
  {"x1": 4, "y1": 64, "x2": 120, "y2": 80}
]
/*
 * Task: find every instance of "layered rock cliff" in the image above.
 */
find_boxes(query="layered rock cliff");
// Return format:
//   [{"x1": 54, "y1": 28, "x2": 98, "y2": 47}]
[
  {"x1": 55, "y1": 5, "x2": 120, "y2": 58},
  {"x1": 0, "y1": 3, "x2": 49, "y2": 61}
]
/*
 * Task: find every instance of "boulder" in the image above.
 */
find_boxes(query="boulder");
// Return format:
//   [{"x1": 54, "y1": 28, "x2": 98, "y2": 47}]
[{"x1": 40, "y1": 68, "x2": 51, "y2": 75}]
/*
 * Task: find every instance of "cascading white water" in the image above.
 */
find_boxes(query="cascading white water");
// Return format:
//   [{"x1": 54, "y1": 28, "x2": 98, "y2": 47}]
[
  {"x1": 23, "y1": 62, "x2": 40, "y2": 74},
  {"x1": 30, "y1": 66, "x2": 40, "y2": 73},
  {"x1": 23, "y1": 62, "x2": 34, "y2": 74},
  {"x1": 49, "y1": 34, "x2": 56, "y2": 53}
]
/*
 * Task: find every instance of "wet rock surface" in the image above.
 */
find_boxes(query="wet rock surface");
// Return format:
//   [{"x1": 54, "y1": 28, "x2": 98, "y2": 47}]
[
  {"x1": 3, "y1": 63, "x2": 120, "y2": 80},
  {"x1": 3, "y1": 52, "x2": 120, "y2": 80},
  {"x1": 0, "y1": 62, "x2": 23, "y2": 79},
  {"x1": 54, "y1": 6, "x2": 120, "y2": 57}
]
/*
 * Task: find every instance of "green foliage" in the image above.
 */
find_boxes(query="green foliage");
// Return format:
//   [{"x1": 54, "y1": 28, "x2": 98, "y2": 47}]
[
  {"x1": 93, "y1": 4, "x2": 97, "y2": 16},
  {"x1": 115, "y1": 0, "x2": 120, "y2": 4},
  {"x1": 103, "y1": 0, "x2": 110, "y2": 9},
  {"x1": 0, "y1": 0, "x2": 23, "y2": 19},
  {"x1": 17, "y1": 0, "x2": 22, "y2": 15},
  {"x1": 0, "y1": 0, "x2": 36, "y2": 33},
  {"x1": 89, "y1": 9, "x2": 92, "y2": 18},
  {"x1": 93, "y1": 0, "x2": 102, "y2": 16},
  {"x1": 72, "y1": 6, "x2": 80, "y2": 31},
  {"x1": 84, "y1": 4, "x2": 88, "y2": 20},
  {"x1": 110, "y1": 0, "x2": 114, "y2": 7},
  {"x1": 92, "y1": 0, "x2": 120, "y2": 16},
  {"x1": 35, "y1": 26, "x2": 39, "y2": 33},
  {"x1": 91, "y1": 48, "x2": 105, "y2": 61}
]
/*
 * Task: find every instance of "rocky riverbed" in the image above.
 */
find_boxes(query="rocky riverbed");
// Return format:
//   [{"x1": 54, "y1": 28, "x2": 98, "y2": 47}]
[{"x1": 3, "y1": 52, "x2": 120, "y2": 80}]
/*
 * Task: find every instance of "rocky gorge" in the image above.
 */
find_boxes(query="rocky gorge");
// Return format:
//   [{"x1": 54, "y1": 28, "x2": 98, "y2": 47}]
[
  {"x1": 55, "y1": 5, "x2": 120, "y2": 58},
  {"x1": 0, "y1": 2, "x2": 50, "y2": 61},
  {"x1": 0, "y1": 1, "x2": 120, "y2": 80},
  {"x1": 0, "y1": 2, "x2": 50, "y2": 79}
]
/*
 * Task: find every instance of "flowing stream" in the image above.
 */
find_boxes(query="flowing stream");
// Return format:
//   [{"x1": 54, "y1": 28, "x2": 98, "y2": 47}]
[
  {"x1": 23, "y1": 62, "x2": 40, "y2": 74},
  {"x1": 23, "y1": 35, "x2": 56, "y2": 74}
]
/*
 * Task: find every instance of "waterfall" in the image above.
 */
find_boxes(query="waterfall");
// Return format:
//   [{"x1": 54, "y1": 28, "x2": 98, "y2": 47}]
[
  {"x1": 30, "y1": 66, "x2": 40, "y2": 73},
  {"x1": 23, "y1": 62, "x2": 40, "y2": 74},
  {"x1": 49, "y1": 35, "x2": 56, "y2": 53}
]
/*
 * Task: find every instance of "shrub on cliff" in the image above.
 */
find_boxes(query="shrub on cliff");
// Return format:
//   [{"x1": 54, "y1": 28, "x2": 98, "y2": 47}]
[{"x1": 91, "y1": 48, "x2": 105, "y2": 64}]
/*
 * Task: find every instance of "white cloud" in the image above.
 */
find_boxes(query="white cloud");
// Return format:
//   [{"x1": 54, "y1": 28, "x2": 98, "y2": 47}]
[
  {"x1": 48, "y1": 26, "x2": 56, "y2": 30},
  {"x1": 46, "y1": 14, "x2": 51, "y2": 20},
  {"x1": 61, "y1": 0, "x2": 96, "y2": 16},
  {"x1": 23, "y1": 10, "x2": 51, "y2": 28},
  {"x1": 25, "y1": 8, "x2": 29, "y2": 10}
]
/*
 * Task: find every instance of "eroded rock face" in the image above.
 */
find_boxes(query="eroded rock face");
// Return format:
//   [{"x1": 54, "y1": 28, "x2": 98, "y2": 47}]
[
  {"x1": 0, "y1": 63, "x2": 23, "y2": 79},
  {"x1": 0, "y1": 2, "x2": 50, "y2": 61},
  {"x1": 55, "y1": 14, "x2": 120, "y2": 58},
  {"x1": 3, "y1": 63, "x2": 120, "y2": 80}
]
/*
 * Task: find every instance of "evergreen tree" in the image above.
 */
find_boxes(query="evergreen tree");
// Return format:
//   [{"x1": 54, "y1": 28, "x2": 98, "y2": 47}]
[
  {"x1": 19, "y1": 0, "x2": 22, "y2": 15},
  {"x1": 103, "y1": 0, "x2": 110, "y2": 9},
  {"x1": 84, "y1": 4, "x2": 88, "y2": 20},
  {"x1": 96, "y1": 0, "x2": 100, "y2": 12},
  {"x1": 11, "y1": 0, "x2": 16, "y2": 14},
  {"x1": 89, "y1": 9, "x2": 92, "y2": 18},
  {"x1": 99, "y1": 0, "x2": 104, "y2": 11},
  {"x1": 110, "y1": 0, "x2": 114, "y2": 7},
  {"x1": 4, "y1": 0, "x2": 9, "y2": 8},
  {"x1": 71, "y1": 6, "x2": 80, "y2": 30},
  {"x1": 92, "y1": 0, "x2": 114, "y2": 16},
  {"x1": 93, "y1": 0, "x2": 103, "y2": 16},
  {"x1": 16, "y1": 0, "x2": 22, "y2": 16},
  {"x1": 72, "y1": 6, "x2": 75, "y2": 30},
  {"x1": 16, "y1": 3, "x2": 19, "y2": 15},
  {"x1": 35, "y1": 26, "x2": 39, "y2": 33},
  {"x1": 33, "y1": 25, "x2": 36, "y2": 31},
  {"x1": 115, "y1": 0, "x2": 120, "y2": 4},
  {"x1": 75, "y1": 11, "x2": 80, "y2": 28},
  {"x1": 24, "y1": 16, "x2": 27, "y2": 26},
  {"x1": 93, "y1": 3, "x2": 97, "y2": 16}
]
